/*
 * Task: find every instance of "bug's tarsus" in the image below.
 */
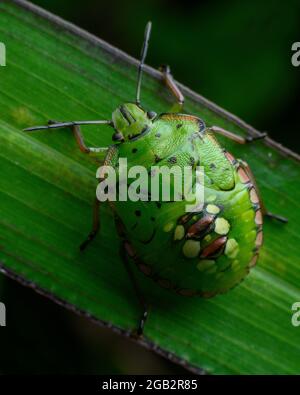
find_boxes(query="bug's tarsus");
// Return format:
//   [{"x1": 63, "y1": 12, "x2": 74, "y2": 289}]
[
  {"x1": 136, "y1": 21, "x2": 152, "y2": 105},
  {"x1": 136, "y1": 306, "x2": 148, "y2": 337},
  {"x1": 120, "y1": 242, "x2": 149, "y2": 337},
  {"x1": 79, "y1": 233, "x2": 97, "y2": 251},
  {"x1": 245, "y1": 132, "x2": 267, "y2": 143},
  {"x1": 265, "y1": 211, "x2": 288, "y2": 223},
  {"x1": 80, "y1": 198, "x2": 101, "y2": 251}
]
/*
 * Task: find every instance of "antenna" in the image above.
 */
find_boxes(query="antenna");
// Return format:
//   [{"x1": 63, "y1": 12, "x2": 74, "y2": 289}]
[{"x1": 136, "y1": 21, "x2": 152, "y2": 105}]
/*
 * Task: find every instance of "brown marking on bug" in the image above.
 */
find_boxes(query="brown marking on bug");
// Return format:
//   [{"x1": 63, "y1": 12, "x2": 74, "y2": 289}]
[
  {"x1": 114, "y1": 216, "x2": 126, "y2": 237},
  {"x1": 255, "y1": 231, "x2": 263, "y2": 248},
  {"x1": 250, "y1": 187, "x2": 260, "y2": 204},
  {"x1": 224, "y1": 150, "x2": 238, "y2": 166},
  {"x1": 200, "y1": 236, "x2": 227, "y2": 258},
  {"x1": 157, "y1": 278, "x2": 173, "y2": 289},
  {"x1": 178, "y1": 213, "x2": 194, "y2": 225},
  {"x1": 248, "y1": 254, "x2": 259, "y2": 268},
  {"x1": 160, "y1": 113, "x2": 200, "y2": 123},
  {"x1": 187, "y1": 215, "x2": 214, "y2": 238},
  {"x1": 201, "y1": 291, "x2": 217, "y2": 298},
  {"x1": 255, "y1": 209, "x2": 263, "y2": 225},
  {"x1": 124, "y1": 241, "x2": 136, "y2": 258},
  {"x1": 138, "y1": 263, "x2": 152, "y2": 276},
  {"x1": 237, "y1": 167, "x2": 250, "y2": 183},
  {"x1": 177, "y1": 288, "x2": 198, "y2": 297}
]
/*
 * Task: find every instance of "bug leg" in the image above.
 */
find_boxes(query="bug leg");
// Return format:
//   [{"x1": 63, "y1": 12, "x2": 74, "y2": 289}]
[
  {"x1": 120, "y1": 242, "x2": 148, "y2": 337},
  {"x1": 80, "y1": 198, "x2": 101, "y2": 251},
  {"x1": 80, "y1": 146, "x2": 119, "y2": 250},
  {"x1": 264, "y1": 212, "x2": 288, "y2": 223},
  {"x1": 159, "y1": 64, "x2": 184, "y2": 112},
  {"x1": 24, "y1": 121, "x2": 111, "y2": 158},
  {"x1": 238, "y1": 160, "x2": 288, "y2": 223},
  {"x1": 208, "y1": 126, "x2": 267, "y2": 144}
]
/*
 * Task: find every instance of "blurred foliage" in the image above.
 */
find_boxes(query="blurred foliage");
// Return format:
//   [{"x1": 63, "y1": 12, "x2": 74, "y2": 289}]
[{"x1": 1, "y1": 0, "x2": 299, "y2": 374}]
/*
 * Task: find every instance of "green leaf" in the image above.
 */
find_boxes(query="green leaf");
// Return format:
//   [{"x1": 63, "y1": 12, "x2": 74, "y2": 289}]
[{"x1": 0, "y1": 0, "x2": 300, "y2": 374}]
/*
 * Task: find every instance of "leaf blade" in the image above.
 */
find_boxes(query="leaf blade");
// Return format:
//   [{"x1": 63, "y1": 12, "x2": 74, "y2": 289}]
[{"x1": 0, "y1": 0, "x2": 300, "y2": 374}]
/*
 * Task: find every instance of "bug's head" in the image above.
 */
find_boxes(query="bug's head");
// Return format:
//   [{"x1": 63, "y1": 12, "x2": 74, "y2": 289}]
[
  {"x1": 112, "y1": 22, "x2": 155, "y2": 143},
  {"x1": 112, "y1": 103, "x2": 156, "y2": 142}
]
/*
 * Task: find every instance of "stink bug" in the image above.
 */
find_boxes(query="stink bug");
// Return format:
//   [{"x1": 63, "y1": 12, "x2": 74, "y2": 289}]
[{"x1": 24, "y1": 22, "x2": 287, "y2": 336}]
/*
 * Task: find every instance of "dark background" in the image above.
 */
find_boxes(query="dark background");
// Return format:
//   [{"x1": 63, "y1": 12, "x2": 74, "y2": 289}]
[{"x1": 0, "y1": 0, "x2": 299, "y2": 374}]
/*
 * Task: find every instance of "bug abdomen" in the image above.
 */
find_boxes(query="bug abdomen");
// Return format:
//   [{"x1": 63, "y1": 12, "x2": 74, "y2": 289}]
[{"x1": 123, "y1": 154, "x2": 263, "y2": 298}]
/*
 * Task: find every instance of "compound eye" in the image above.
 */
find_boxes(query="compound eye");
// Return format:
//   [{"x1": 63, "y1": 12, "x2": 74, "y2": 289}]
[
  {"x1": 147, "y1": 111, "x2": 157, "y2": 120},
  {"x1": 112, "y1": 132, "x2": 124, "y2": 142}
]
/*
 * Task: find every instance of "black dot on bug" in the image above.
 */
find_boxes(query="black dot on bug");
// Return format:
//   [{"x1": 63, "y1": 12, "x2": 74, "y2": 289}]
[
  {"x1": 150, "y1": 217, "x2": 155, "y2": 222},
  {"x1": 132, "y1": 148, "x2": 138, "y2": 153},
  {"x1": 210, "y1": 163, "x2": 216, "y2": 170},
  {"x1": 135, "y1": 210, "x2": 141, "y2": 217},
  {"x1": 156, "y1": 202, "x2": 162, "y2": 209},
  {"x1": 176, "y1": 124, "x2": 183, "y2": 129},
  {"x1": 155, "y1": 133, "x2": 161, "y2": 138},
  {"x1": 189, "y1": 157, "x2": 195, "y2": 166}
]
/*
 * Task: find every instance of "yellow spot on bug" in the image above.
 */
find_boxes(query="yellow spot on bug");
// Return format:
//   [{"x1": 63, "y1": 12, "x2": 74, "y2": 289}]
[
  {"x1": 204, "y1": 234, "x2": 211, "y2": 242},
  {"x1": 174, "y1": 225, "x2": 185, "y2": 241},
  {"x1": 164, "y1": 222, "x2": 174, "y2": 232},
  {"x1": 225, "y1": 238, "x2": 239, "y2": 259},
  {"x1": 183, "y1": 240, "x2": 200, "y2": 258},
  {"x1": 197, "y1": 259, "x2": 215, "y2": 271},
  {"x1": 206, "y1": 195, "x2": 217, "y2": 202},
  {"x1": 214, "y1": 217, "x2": 230, "y2": 235},
  {"x1": 206, "y1": 204, "x2": 220, "y2": 215}
]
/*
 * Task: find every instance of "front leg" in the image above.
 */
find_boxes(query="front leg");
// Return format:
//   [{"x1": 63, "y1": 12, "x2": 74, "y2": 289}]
[
  {"x1": 80, "y1": 145, "x2": 119, "y2": 250},
  {"x1": 79, "y1": 198, "x2": 101, "y2": 251},
  {"x1": 24, "y1": 119, "x2": 112, "y2": 159}
]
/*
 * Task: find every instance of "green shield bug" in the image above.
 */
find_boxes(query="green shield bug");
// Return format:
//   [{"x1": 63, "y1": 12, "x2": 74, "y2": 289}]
[{"x1": 24, "y1": 22, "x2": 287, "y2": 336}]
